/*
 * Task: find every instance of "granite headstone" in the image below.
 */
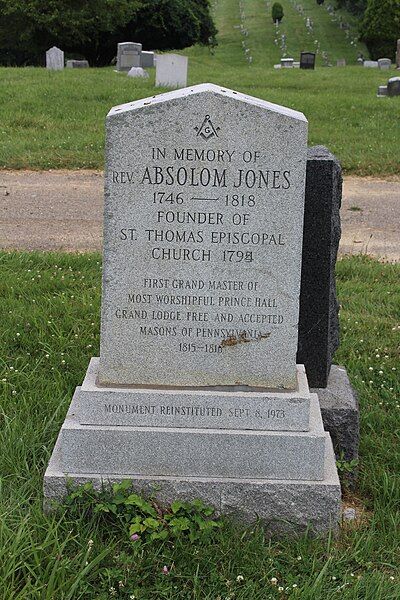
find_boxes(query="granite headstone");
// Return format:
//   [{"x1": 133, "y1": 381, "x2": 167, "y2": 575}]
[
  {"x1": 155, "y1": 54, "x2": 188, "y2": 88},
  {"x1": 46, "y1": 46, "x2": 64, "y2": 70},
  {"x1": 300, "y1": 52, "x2": 316, "y2": 69},
  {"x1": 44, "y1": 84, "x2": 341, "y2": 534}
]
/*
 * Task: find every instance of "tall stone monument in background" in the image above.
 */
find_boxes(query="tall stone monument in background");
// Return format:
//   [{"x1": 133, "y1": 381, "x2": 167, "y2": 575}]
[
  {"x1": 44, "y1": 84, "x2": 341, "y2": 535},
  {"x1": 46, "y1": 46, "x2": 64, "y2": 70}
]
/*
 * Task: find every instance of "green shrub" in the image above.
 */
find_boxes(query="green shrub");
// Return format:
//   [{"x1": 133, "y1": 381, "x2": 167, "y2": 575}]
[
  {"x1": 360, "y1": 0, "x2": 400, "y2": 60},
  {"x1": 272, "y1": 2, "x2": 284, "y2": 23}
]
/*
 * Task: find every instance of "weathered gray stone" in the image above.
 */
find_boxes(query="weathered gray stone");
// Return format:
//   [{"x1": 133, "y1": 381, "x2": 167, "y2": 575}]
[
  {"x1": 44, "y1": 84, "x2": 341, "y2": 535},
  {"x1": 363, "y1": 60, "x2": 378, "y2": 68},
  {"x1": 100, "y1": 83, "x2": 308, "y2": 389},
  {"x1": 377, "y1": 85, "x2": 388, "y2": 97},
  {"x1": 117, "y1": 42, "x2": 142, "y2": 72},
  {"x1": 66, "y1": 60, "x2": 89, "y2": 68},
  {"x1": 46, "y1": 46, "x2": 64, "y2": 70},
  {"x1": 297, "y1": 146, "x2": 341, "y2": 388},
  {"x1": 312, "y1": 365, "x2": 359, "y2": 465},
  {"x1": 378, "y1": 58, "x2": 391, "y2": 70},
  {"x1": 72, "y1": 359, "x2": 312, "y2": 431},
  {"x1": 60, "y1": 395, "x2": 326, "y2": 480},
  {"x1": 141, "y1": 51, "x2": 155, "y2": 68},
  {"x1": 155, "y1": 54, "x2": 188, "y2": 88},
  {"x1": 336, "y1": 59, "x2": 346, "y2": 67},
  {"x1": 281, "y1": 58, "x2": 294, "y2": 68},
  {"x1": 127, "y1": 67, "x2": 149, "y2": 78},
  {"x1": 44, "y1": 432, "x2": 341, "y2": 536}
]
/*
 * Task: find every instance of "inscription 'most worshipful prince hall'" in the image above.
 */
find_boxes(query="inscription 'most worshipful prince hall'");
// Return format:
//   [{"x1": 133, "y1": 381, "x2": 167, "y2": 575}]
[{"x1": 99, "y1": 84, "x2": 308, "y2": 389}]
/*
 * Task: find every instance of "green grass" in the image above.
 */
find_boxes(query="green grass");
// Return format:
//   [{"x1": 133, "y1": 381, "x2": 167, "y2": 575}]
[
  {"x1": 0, "y1": 251, "x2": 399, "y2": 598},
  {"x1": 0, "y1": 0, "x2": 399, "y2": 175}
]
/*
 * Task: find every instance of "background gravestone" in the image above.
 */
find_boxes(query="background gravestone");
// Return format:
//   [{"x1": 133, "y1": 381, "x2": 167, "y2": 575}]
[
  {"x1": 300, "y1": 52, "x2": 316, "y2": 69},
  {"x1": 155, "y1": 54, "x2": 188, "y2": 88},
  {"x1": 387, "y1": 77, "x2": 400, "y2": 97},
  {"x1": 397, "y1": 39, "x2": 400, "y2": 69},
  {"x1": 46, "y1": 46, "x2": 64, "y2": 70},
  {"x1": 141, "y1": 51, "x2": 155, "y2": 68},
  {"x1": 378, "y1": 58, "x2": 391, "y2": 70},
  {"x1": 44, "y1": 84, "x2": 340, "y2": 534},
  {"x1": 66, "y1": 60, "x2": 89, "y2": 69},
  {"x1": 117, "y1": 42, "x2": 142, "y2": 72}
]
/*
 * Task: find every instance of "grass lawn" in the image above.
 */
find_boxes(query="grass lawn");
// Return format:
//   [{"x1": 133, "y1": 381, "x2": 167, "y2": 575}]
[
  {"x1": 0, "y1": 252, "x2": 399, "y2": 598},
  {"x1": 0, "y1": 0, "x2": 398, "y2": 175}
]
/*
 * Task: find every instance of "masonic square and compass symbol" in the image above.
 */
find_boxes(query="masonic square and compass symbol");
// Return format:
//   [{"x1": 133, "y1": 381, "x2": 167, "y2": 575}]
[{"x1": 194, "y1": 115, "x2": 221, "y2": 141}]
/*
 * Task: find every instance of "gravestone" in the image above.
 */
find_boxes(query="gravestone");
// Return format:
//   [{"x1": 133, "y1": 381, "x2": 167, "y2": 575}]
[
  {"x1": 66, "y1": 60, "x2": 89, "y2": 68},
  {"x1": 397, "y1": 39, "x2": 400, "y2": 69},
  {"x1": 377, "y1": 85, "x2": 388, "y2": 97},
  {"x1": 46, "y1": 46, "x2": 64, "y2": 70},
  {"x1": 300, "y1": 52, "x2": 316, "y2": 69},
  {"x1": 155, "y1": 54, "x2": 188, "y2": 88},
  {"x1": 127, "y1": 67, "x2": 149, "y2": 79},
  {"x1": 44, "y1": 84, "x2": 341, "y2": 535},
  {"x1": 141, "y1": 51, "x2": 155, "y2": 68},
  {"x1": 299, "y1": 146, "x2": 360, "y2": 471},
  {"x1": 363, "y1": 60, "x2": 378, "y2": 68},
  {"x1": 281, "y1": 57, "x2": 294, "y2": 68},
  {"x1": 387, "y1": 77, "x2": 400, "y2": 97},
  {"x1": 336, "y1": 59, "x2": 346, "y2": 67},
  {"x1": 117, "y1": 42, "x2": 142, "y2": 72},
  {"x1": 378, "y1": 58, "x2": 391, "y2": 70}
]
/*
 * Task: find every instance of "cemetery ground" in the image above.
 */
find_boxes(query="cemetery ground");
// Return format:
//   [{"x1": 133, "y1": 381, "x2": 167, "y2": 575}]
[{"x1": 0, "y1": 252, "x2": 399, "y2": 598}]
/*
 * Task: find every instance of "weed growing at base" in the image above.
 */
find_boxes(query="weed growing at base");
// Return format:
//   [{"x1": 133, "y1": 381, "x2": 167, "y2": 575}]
[{"x1": 0, "y1": 251, "x2": 399, "y2": 598}]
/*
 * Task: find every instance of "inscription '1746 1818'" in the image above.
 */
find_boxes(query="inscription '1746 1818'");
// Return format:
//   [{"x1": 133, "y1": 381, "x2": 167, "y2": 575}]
[{"x1": 99, "y1": 84, "x2": 308, "y2": 389}]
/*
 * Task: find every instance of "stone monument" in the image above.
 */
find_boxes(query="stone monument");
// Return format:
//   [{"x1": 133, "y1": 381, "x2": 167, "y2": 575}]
[
  {"x1": 117, "y1": 42, "x2": 142, "y2": 72},
  {"x1": 397, "y1": 39, "x2": 400, "y2": 69},
  {"x1": 155, "y1": 54, "x2": 188, "y2": 88},
  {"x1": 300, "y1": 52, "x2": 316, "y2": 69},
  {"x1": 44, "y1": 84, "x2": 341, "y2": 535},
  {"x1": 46, "y1": 46, "x2": 64, "y2": 70}
]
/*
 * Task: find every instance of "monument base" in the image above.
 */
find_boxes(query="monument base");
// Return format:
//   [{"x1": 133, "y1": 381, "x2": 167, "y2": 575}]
[
  {"x1": 44, "y1": 433, "x2": 341, "y2": 536},
  {"x1": 43, "y1": 359, "x2": 341, "y2": 535},
  {"x1": 312, "y1": 365, "x2": 360, "y2": 464}
]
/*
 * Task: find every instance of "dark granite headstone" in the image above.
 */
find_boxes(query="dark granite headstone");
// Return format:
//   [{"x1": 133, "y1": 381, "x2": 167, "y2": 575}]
[
  {"x1": 387, "y1": 77, "x2": 400, "y2": 97},
  {"x1": 300, "y1": 52, "x2": 316, "y2": 69},
  {"x1": 297, "y1": 146, "x2": 342, "y2": 388}
]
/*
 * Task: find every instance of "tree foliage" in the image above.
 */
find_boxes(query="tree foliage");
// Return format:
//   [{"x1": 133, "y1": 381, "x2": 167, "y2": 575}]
[
  {"x1": 360, "y1": 0, "x2": 400, "y2": 61},
  {"x1": 0, "y1": 0, "x2": 217, "y2": 66},
  {"x1": 335, "y1": 1, "x2": 367, "y2": 17},
  {"x1": 272, "y1": 2, "x2": 284, "y2": 23}
]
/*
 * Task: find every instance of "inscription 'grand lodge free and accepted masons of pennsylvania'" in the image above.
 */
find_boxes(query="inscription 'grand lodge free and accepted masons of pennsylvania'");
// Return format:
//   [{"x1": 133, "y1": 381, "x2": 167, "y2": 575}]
[{"x1": 99, "y1": 84, "x2": 308, "y2": 389}]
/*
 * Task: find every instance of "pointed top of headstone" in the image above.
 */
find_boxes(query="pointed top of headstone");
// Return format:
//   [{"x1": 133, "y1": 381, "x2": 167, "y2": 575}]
[{"x1": 108, "y1": 83, "x2": 307, "y2": 123}]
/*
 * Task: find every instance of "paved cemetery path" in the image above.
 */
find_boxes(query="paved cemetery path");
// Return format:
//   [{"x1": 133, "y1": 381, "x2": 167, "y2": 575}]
[{"x1": 0, "y1": 170, "x2": 399, "y2": 261}]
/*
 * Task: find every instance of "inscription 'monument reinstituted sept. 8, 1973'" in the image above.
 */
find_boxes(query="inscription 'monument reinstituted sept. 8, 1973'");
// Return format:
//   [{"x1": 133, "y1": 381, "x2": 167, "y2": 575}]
[{"x1": 98, "y1": 84, "x2": 308, "y2": 389}]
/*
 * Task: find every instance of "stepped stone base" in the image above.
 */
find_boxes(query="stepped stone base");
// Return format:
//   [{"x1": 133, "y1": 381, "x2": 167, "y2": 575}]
[
  {"x1": 44, "y1": 434, "x2": 341, "y2": 536},
  {"x1": 43, "y1": 360, "x2": 342, "y2": 535}
]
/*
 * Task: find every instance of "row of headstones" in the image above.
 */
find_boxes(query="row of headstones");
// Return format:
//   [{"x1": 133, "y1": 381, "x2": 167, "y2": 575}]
[
  {"x1": 274, "y1": 53, "x2": 316, "y2": 70},
  {"x1": 45, "y1": 44, "x2": 188, "y2": 89},
  {"x1": 377, "y1": 77, "x2": 400, "y2": 98},
  {"x1": 117, "y1": 42, "x2": 188, "y2": 88},
  {"x1": 46, "y1": 47, "x2": 88, "y2": 70}
]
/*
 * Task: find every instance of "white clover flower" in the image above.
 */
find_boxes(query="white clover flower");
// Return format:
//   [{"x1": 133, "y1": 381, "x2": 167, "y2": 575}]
[
  {"x1": 236, "y1": 575, "x2": 244, "y2": 582},
  {"x1": 270, "y1": 577, "x2": 278, "y2": 585}
]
